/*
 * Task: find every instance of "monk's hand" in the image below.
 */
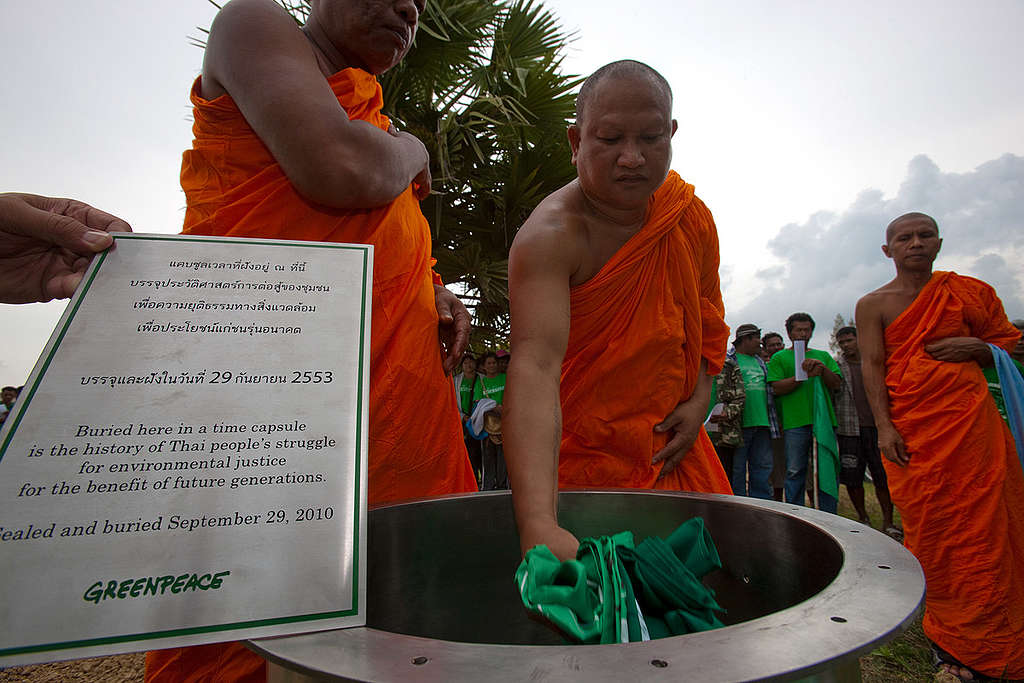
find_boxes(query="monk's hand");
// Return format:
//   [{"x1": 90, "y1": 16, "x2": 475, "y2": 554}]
[
  {"x1": 434, "y1": 284, "x2": 470, "y2": 375},
  {"x1": 802, "y1": 358, "x2": 825, "y2": 377},
  {"x1": 653, "y1": 394, "x2": 705, "y2": 477},
  {"x1": 877, "y1": 422, "x2": 910, "y2": 466},
  {"x1": 518, "y1": 517, "x2": 580, "y2": 562},
  {"x1": 924, "y1": 337, "x2": 989, "y2": 363},
  {"x1": 0, "y1": 193, "x2": 131, "y2": 304}
]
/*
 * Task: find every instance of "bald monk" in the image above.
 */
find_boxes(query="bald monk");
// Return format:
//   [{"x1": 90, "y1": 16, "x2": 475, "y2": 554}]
[
  {"x1": 505, "y1": 60, "x2": 731, "y2": 562},
  {"x1": 856, "y1": 212, "x2": 1024, "y2": 681},
  {"x1": 146, "y1": 0, "x2": 476, "y2": 680}
]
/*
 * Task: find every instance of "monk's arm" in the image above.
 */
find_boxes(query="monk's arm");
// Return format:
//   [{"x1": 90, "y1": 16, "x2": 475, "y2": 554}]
[
  {"x1": 856, "y1": 295, "x2": 909, "y2": 466},
  {"x1": 505, "y1": 221, "x2": 578, "y2": 561},
  {"x1": 203, "y1": 0, "x2": 429, "y2": 208}
]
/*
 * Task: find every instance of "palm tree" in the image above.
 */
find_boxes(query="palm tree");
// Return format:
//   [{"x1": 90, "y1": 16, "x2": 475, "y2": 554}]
[
  {"x1": 386, "y1": 0, "x2": 580, "y2": 348},
  {"x1": 198, "y1": 0, "x2": 580, "y2": 349}
]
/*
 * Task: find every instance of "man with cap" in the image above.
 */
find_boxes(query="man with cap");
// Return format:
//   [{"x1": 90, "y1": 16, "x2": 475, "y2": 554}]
[{"x1": 728, "y1": 324, "x2": 780, "y2": 499}]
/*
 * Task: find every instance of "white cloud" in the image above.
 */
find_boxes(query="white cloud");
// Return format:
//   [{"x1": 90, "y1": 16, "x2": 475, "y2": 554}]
[{"x1": 727, "y1": 153, "x2": 1024, "y2": 339}]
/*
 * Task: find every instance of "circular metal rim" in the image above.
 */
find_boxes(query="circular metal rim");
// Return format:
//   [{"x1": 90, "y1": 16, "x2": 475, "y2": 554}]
[{"x1": 250, "y1": 490, "x2": 925, "y2": 682}]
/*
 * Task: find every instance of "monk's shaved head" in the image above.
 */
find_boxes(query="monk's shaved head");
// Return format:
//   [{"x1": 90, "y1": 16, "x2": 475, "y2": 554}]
[
  {"x1": 575, "y1": 60, "x2": 672, "y2": 124},
  {"x1": 886, "y1": 212, "x2": 939, "y2": 242}
]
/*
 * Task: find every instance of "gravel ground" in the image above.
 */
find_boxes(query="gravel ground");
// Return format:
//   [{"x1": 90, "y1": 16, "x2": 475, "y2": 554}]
[{"x1": 0, "y1": 654, "x2": 144, "y2": 682}]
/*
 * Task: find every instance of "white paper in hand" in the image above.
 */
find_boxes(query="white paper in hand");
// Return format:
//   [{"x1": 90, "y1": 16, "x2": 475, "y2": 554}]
[{"x1": 794, "y1": 340, "x2": 807, "y2": 381}]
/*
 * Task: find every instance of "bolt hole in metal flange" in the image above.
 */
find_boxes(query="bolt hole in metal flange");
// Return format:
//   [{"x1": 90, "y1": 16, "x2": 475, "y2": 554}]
[
  {"x1": 411, "y1": 656, "x2": 429, "y2": 666},
  {"x1": 878, "y1": 565, "x2": 891, "y2": 570},
  {"x1": 849, "y1": 529, "x2": 861, "y2": 533},
  {"x1": 650, "y1": 659, "x2": 669, "y2": 668},
  {"x1": 831, "y1": 617, "x2": 848, "y2": 623}
]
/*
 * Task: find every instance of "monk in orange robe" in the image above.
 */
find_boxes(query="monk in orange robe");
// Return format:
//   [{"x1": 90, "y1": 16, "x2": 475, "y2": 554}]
[
  {"x1": 145, "y1": 0, "x2": 475, "y2": 680},
  {"x1": 505, "y1": 60, "x2": 731, "y2": 562},
  {"x1": 857, "y1": 212, "x2": 1024, "y2": 681}
]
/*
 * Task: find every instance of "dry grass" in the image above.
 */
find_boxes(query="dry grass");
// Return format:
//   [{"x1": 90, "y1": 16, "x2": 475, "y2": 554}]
[
  {"x1": 837, "y1": 482, "x2": 933, "y2": 682},
  {"x1": 0, "y1": 653, "x2": 143, "y2": 682}
]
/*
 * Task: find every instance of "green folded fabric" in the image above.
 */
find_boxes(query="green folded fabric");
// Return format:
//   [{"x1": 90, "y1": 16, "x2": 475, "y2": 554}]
[{"x1": 515, "y1": 518, "x2": 725, "y2": 644}]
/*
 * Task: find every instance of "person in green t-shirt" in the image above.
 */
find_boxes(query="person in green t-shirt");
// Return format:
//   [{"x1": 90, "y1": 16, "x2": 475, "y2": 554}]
[
  {"x1": 987, "y1": 317, "x2": 1024, "y2": 422},
  {"x1": 453, "y1": 354, "x2": 481, "y2": 488},
  {"x1": 473, "y1": 352, "x2": 507, "y2": 406},
  {"x1": 729, "y1": 324, "x2": 779, "y2": 500},
  {"x1": 766, "y1": 312, "x2": 842, "y2": 512},
  {"x1": 474, "y1": 351, "x2": 508, "y2": 489},
  {"x1": 983, "y1": 356, "x2": 1024, "y2": 421}
]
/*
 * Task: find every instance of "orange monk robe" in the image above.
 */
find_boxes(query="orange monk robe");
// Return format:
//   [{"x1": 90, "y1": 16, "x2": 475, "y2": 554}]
[
  {"x1": 146, "y1": 68, "x2": 475, "y2": 683},
  {"x1": 883, "y1": 271, "x2": 1024, "y2": 679},
  {"x1": 558, "y1": 172, "x2": 732, "y2": 494}
]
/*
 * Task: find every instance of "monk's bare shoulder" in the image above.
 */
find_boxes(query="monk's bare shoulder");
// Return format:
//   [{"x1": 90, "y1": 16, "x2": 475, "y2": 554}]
[
  {"x1": 203, "y1": 0, "x2": 309, "y2": 99},
  {"x1": 857, "y1": 279, "x2": 915, "y2": 329},
  {"x1": 511, "y1": 181, "x2": 587, "y2": 284}
]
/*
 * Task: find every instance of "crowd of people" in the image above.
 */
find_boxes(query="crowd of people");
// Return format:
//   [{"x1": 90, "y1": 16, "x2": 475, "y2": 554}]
[
  {"x1": 453, "y1": 350, "x2": 510, "y2": 490},
  {"x1": 706, "y1": 315, "x2": 899, "y2": 535},
  {"x1": 3, "y1": 0, "x2": 1022, "y2": 679}
]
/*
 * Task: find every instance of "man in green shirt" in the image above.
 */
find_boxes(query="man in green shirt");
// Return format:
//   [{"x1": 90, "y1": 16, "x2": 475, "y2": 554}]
[
  {"x1": 729, "y1": 324, "x2": 780, "y2": 499},
  {"x1": 766, "y1": 312, "x2": 843, "y2": 512}
]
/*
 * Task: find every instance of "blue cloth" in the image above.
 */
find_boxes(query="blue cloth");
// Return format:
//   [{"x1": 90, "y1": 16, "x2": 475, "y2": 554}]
[
  {"x1": 732, "y1": 426, "x2": 773, "y2": 499},
  {"x1": 990, "y1": 344, "x2": 1024, "y2": 469}
]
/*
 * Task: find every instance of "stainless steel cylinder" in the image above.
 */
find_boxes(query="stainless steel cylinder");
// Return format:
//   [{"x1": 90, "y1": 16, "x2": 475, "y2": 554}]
[{"x1": 252, "y1": 490, "x2": 924, "y2": 682}]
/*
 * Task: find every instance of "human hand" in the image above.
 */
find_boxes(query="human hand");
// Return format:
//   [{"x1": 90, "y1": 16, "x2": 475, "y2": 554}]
[
  {"x1": 924, "y1": 337, "x2": 987, "y2": 363},
  {"x1": 653, "y1": 392, "x2": 706, "y2": 477},
  {"x1": 877, "y1": 422, "x2": 909, "y2": 466},
  {"x1": 802, "y1": 358, "x2": 825, "y2": 377},
  {"x1": 434, "y1": 284, "x2": 470, "y2": 375},
  {"x1": 518, "y1": 517, "x2": 580, "y2": 561},
  {"x1": 0, "y1": 193, "x2": 131, "y2": 304}
]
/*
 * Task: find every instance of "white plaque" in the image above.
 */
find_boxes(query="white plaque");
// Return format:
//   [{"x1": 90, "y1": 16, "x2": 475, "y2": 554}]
[
  {"x1": 793, "y1": 340, "x2": 807, "y2": 381},
  {"x1": 0, "y1": 233, "x2": 371, "y2": 665}
]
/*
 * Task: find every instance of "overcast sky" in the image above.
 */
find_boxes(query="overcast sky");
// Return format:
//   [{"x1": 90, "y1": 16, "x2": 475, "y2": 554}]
[{"x1": 2, "y1": 0, "x2": 1022, "y2": 383}]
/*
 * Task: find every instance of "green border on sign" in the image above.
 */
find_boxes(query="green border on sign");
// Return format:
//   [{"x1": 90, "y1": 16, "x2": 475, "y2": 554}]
[{"x1": 0, "y1": 234, "x2": 371, "y2": 657}]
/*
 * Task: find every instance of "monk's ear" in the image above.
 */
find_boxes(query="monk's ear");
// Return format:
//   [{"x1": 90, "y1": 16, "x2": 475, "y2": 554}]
[
  {"x1": 936, "y1": 237, "x2": 943, "y2": 256},
  {"x1": 670, "y1": 119, "x2": 678, "y2": 137},
  {"x1": 881, "y1": 244, "x2": 891, "y2": 258},
  {"x1": 567, "y1": 125, "x2": 581, "y2": 165}
]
